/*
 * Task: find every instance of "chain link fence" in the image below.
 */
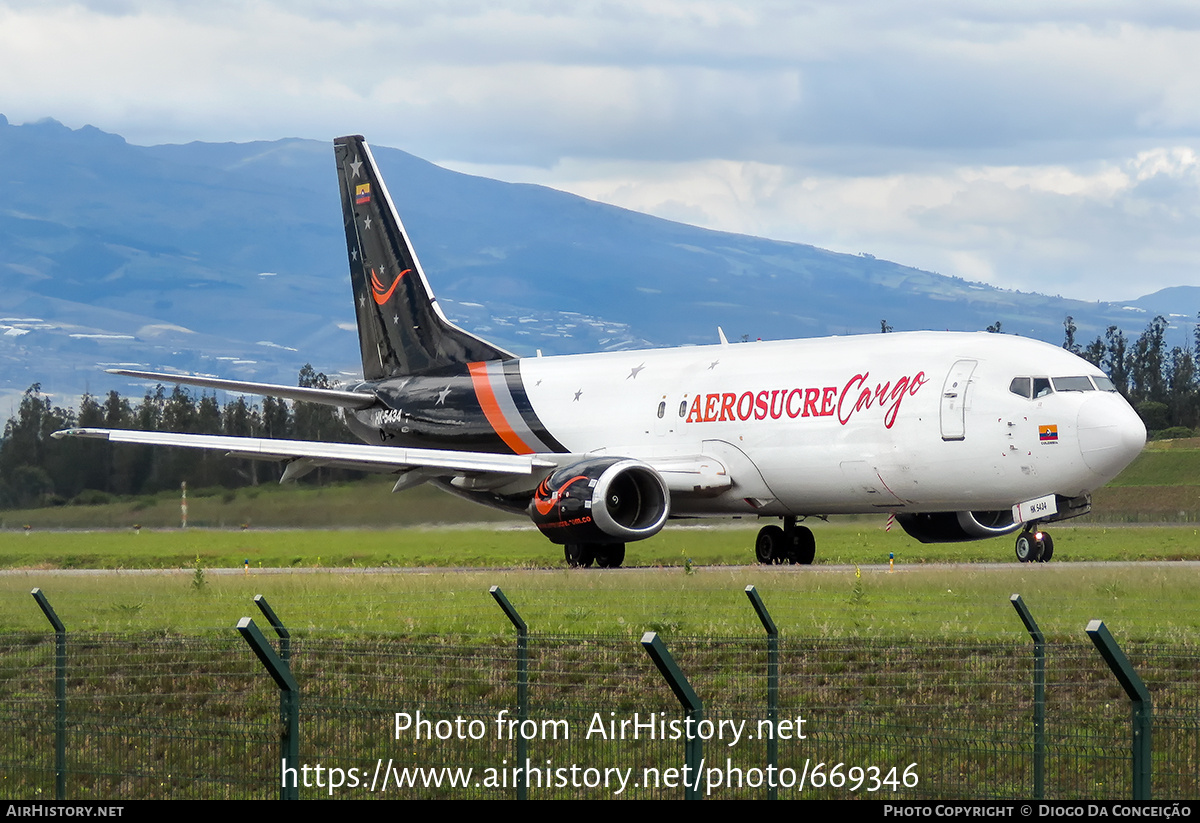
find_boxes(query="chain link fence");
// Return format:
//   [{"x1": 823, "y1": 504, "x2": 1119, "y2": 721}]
[{"x1": 2, "y1": 619, "x2": 1198, "y2": 799}]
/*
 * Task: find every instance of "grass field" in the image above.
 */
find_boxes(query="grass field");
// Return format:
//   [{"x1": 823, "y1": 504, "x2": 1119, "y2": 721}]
[
  {"x1": 1088, "y1": 436, "x2": 1200, "y2": 522},
  {"x1": 0, "y1": 438, "x2": 1195, "y2": 643},
  {"x1": 2, "y1": 522, "x2": 1199, "y2": 570},
  {"x1": 2, "y1": 527, "x2": 1197, "y2": 643},
  {"x1": 0, "y1": 479, "x2": 523, "y2": 530}
]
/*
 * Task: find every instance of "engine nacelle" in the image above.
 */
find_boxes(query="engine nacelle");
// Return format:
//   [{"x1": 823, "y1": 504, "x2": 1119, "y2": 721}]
[
  {"x1": 894, "y1": 510, "x2": 1023, "y2": 544},
  {"x1": 529, "y1": 458, "x2": 670, "y2": 545}
]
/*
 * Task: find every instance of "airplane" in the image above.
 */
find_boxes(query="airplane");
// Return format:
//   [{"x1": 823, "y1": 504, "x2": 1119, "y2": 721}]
[{"x1": 53, "y1": 135, "x2": 1148, "y2": 568}]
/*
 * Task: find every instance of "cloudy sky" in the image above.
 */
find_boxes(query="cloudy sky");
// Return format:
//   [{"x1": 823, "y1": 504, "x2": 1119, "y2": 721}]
[{"x1": 3, "y1": 0, "x2": 1199, "y2": 302}]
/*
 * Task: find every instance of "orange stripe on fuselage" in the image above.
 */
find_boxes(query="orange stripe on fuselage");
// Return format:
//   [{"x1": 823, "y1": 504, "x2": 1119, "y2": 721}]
[{"x1": 468, "y1": 361, "x2": 535, "y2": 455}]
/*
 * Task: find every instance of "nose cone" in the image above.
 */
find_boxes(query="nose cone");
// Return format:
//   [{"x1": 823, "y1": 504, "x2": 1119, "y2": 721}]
[{"x1": 1076, "y1": 393, "x2": 1146, "y2": 484}]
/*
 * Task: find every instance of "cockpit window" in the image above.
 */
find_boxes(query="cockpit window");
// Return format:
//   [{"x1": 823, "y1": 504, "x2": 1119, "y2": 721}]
[
  {"x1": 1009, "y1": 377, "x2": 1032, "y2": 399},
  {"x1": 1093, "y1": 375, "x2": 1117, "y2": 392},
  {"x1": 1052, "y1": 376, "x2": 1095, "y2": 392},
  {"x1": 1032, "y1": 377, "x2": 1053, "y2": 398}
]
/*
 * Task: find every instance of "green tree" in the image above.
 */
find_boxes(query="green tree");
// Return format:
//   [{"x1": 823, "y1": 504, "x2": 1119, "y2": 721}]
[
  {"x1": 74, "y1": 393, "x2": 111, "y2": 494},
  {"x1": 1129, "y1": 316, "x2": 1168, "y2": 404},
  {"x1": 222, "y1": 396, "x2": 263, "y2": 486},
  {"x1": 102, "y1": 391, "x2": 139, "y2": 495},
  {"x1": 262, "y1": 396, "x2": 291, "y2": 440},
  {"x1": 293, "y1": 364, "x2": 358, "y2": 484},
  {"x1": 1166, "y1": 346, "x2": 1198, "y2": 430},
  {"x1": 1104, "y1": 326, "x2": 1130, "y2": 397},
  {"x1": 1062, "y1": 316, "x2": 1080, "y2": 354},
  {"x1": 1082, "y1": 335, "x2": 1106, "y2": 368},
  {"x1": 0, "y1": 385, "x2": 76, "y2": 506}
]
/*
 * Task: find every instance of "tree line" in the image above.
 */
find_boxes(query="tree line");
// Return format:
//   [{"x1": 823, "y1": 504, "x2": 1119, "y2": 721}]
[
  {"x1": 4, "y1": 314, "x2": 1200, "y2": 510},
  {"x1": 880, "y1": 313, "x2": 1199, "y2": 434},
  {"x1": 1064, "y1": 314, "x2": 1199, "y2": 435},
  {"x1": 0, "y1": 365, "x2": 358, "y2": 509}
]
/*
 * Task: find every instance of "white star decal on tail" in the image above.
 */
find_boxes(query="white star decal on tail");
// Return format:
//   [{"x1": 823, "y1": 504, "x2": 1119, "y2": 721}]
[{"x1": 350, "y1": 158, "x2": 362, "y2": 177}]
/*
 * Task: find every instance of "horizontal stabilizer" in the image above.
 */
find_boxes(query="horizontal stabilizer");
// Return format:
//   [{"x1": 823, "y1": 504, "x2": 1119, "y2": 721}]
[{"x1": 107, "y1": 369, "x2": 377, "y2": 410}]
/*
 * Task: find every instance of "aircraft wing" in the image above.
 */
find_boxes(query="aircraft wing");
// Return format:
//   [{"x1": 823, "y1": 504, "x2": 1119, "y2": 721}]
[
  {"x1": 52, "y1": 428, "x2": 557, "y2": 477},
  {"x1": 52, "y1": 427, "x2": 732, "y2": 494},
  {"x1": 106, "y1": 369, "x2": 377, "y2": 410}
]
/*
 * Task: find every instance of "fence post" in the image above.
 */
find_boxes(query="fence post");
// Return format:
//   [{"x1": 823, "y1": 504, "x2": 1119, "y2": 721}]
[
  {"x1": 640, "y1": 631, "x2": 703, "y2": 799},
  {"x1": 1086, "y1": 620, "x2": 1151, "y2": 801},
  {"x1": 253, "y1": 594, "x2": 296, "y2": 799},
  {"x1": 745, "y1": 585, "x2": 779, "y2": 800},
  {"x1": 237, "y1": 617, "x2": 300, "y2": 800},
  {"x1": 489, "y1": 586, "x2": 528, "y2": 800},
  {"x1": 254, "y1": 594, "x2": 290, "y2": 664},
  {"x1": 1010, "y1": 594, "x2": 1045, "y2": 799},
  {"x1": 30, "y1": 588, "x2": 66, "y2": 801}
]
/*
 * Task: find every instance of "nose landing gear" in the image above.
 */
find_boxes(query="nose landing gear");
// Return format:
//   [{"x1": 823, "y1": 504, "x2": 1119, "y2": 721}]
[{"x1": 1015, "y1": 528, "x2": 1054, "y2": 563}]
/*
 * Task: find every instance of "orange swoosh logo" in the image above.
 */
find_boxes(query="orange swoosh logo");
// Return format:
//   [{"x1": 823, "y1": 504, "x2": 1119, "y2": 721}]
[
  {"x1": 533, "y1": 475, "x2": 589, "y2": 516},
  {"x1": 371, "y1": 268, "x2": 410, "y2": 305}
]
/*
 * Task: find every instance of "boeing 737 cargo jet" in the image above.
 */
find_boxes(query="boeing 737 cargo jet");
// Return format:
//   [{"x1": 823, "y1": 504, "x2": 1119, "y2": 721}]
[{"x1": 55, "y1": 136, "x2": 1147, "y2": 568}]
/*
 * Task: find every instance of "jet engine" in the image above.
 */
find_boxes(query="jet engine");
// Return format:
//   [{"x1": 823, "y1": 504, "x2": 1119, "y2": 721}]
[
  {"x1": 529, "y1": 458, "x2": 670, "y2": 544},
  {"x1": 894, "y1": 510, "x2": 1023, "y2": 544}
]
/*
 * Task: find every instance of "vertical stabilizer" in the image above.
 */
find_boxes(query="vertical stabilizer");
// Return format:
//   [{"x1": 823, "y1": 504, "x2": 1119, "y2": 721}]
[{"x1": 333, "y1": 135, "x2": 511, "y2": 380}]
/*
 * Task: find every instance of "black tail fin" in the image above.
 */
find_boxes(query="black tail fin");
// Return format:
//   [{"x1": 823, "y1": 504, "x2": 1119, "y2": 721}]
[{"x1": 333, "y1": 135, "x2": 511, "y2": 380}]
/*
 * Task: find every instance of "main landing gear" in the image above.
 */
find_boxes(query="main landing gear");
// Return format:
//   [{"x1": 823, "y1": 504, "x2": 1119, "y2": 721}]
[
  {"x1": 1014, "y1": 527, "x2": 1054, "y2": 563},
  {"x1": 755, "y1": 517, "x2": 816, "y2": 565},
  {"x1": 565, "y1": 543, "x2": 626, "y2": 569}
]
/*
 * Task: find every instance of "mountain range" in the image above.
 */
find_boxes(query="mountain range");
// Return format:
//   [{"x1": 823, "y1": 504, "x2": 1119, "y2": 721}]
[{"x1": 1, "y1": 115, "x2": 1196, "y2": 413}]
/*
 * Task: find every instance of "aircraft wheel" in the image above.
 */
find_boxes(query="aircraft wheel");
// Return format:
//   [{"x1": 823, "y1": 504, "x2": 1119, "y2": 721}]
[
  {"x1": 564, "y1": 544, "x2": 595, "y2": 568},
  {"x1": 755, "y1": 525, "x2": 785, "y2": 564},
  {"x1": 1014, "y1": 531, "x2": 1043, "y2": 563},
  {"x1": 793, "y1": 525, "x2": 816, "y2": 565},
  {"x1": 1036, "y1": 533, "x2": 1054, "y2": 563},
  {"x1": 594, "y1": 544, "x2": 626, "y2": 569}
]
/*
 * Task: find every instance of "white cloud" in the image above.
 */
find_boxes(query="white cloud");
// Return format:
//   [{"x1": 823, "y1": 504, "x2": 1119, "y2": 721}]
[
  {"x1": 448, "y1": 147, "x2": 1200, "y2": 300},
  {"x1": 1, "y1": 0, "x2": 1199, "y2": 301}
]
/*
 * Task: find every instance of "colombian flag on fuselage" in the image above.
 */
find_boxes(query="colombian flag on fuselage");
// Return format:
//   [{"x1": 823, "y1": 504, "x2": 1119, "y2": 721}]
[{"x1": 1039, "y1": 424, "x2": 1058, "y2": 443}]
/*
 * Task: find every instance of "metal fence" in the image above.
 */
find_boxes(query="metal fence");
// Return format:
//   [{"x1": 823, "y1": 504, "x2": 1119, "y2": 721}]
[{"x1": 1, "y1": 591, "x2": 1197, "y2": 800}]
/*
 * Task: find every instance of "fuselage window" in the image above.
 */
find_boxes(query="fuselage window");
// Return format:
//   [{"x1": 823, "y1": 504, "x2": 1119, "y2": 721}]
[
  {"x1": 1009, "y1": 377, "x2": 1032, "y2": 399},
  {"x1": 1032, "y1": 377, "x2": 1053, "y2": 398},
  {"x1": 657, "y1": 401, "x2": 666, "y2": 419},
  {"x1": 678, "y1": 400, "x2": 688, "y2": 418},
  {"x1": 1052, "y1": 376, "x2": 1095, "y2": 392}
]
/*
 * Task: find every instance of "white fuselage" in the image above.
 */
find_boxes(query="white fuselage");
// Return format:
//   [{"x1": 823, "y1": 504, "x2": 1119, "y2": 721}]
[{"x1": 510, "y1": 330, "x2": 1145, "y2": 517}]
